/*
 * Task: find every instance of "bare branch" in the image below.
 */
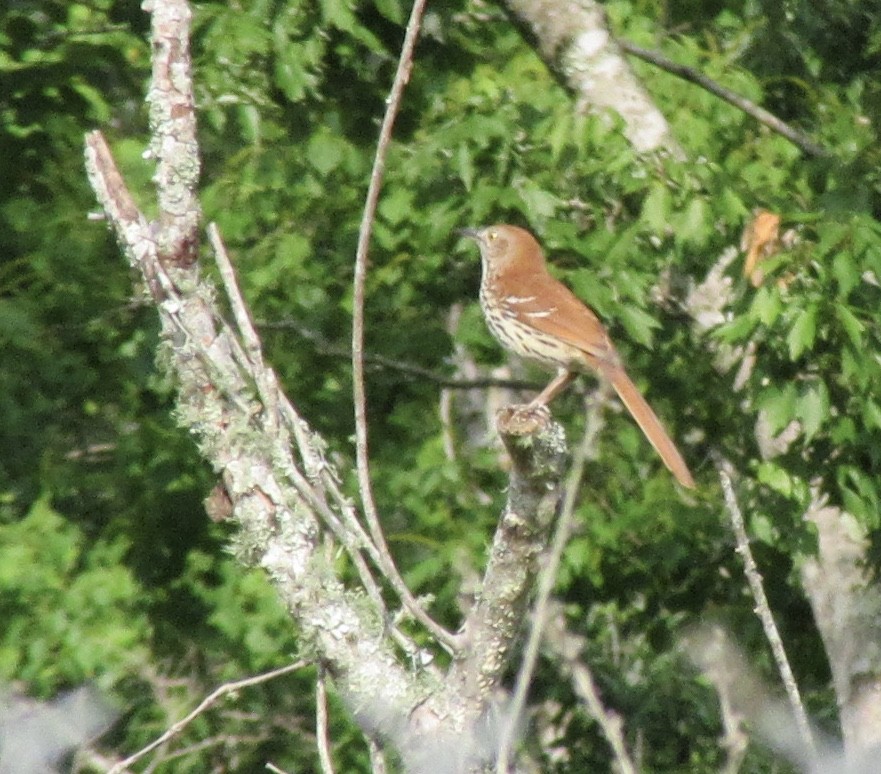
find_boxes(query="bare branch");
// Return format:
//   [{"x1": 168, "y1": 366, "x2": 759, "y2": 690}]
[
  {"x1": 368, "y1": 737, "x2": 388, "y2": 774},
  {"x1": 713, "y1": 453, "x2": 816, "y2": 756},
  {"x1": 801, "y1": 491, "x2": 881, "y2": 760},
  {"x1": 210, "y1": 222, "x2": 405, "y2": 650},
  {"x1": 349, "y1": 0, "x2": 456, "y2": 651},
  {"x1": 110, "y1": 661, "x2": 308, "y2": 772},
  {"x1": 544, "y1": 605, "x2": 638, "y2": 774},
  {"x1": 86, "y1": 0, "x2": 433, "y2": 763},
  {"x1": 399, "y1": 406, "x2": 567, "y2": 773},
  {"x1": 619, "y1": 41, "x2": 830, "y2": 158}
]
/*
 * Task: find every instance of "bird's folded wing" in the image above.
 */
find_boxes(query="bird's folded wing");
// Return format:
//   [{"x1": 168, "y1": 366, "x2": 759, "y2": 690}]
[{"x1": 503, "y1": 272, "x2": 620, "y2": 368}]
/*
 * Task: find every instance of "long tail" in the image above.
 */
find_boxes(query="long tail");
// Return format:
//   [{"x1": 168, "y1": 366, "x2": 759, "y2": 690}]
[{"x1": 608, "y1": 367, "x2": 696, "y2": 489}]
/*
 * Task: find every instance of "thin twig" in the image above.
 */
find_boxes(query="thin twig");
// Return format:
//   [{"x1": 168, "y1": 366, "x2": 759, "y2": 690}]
[
  {"x1": 260, "y1": 317, "x2": 539, "y2": 391},
  {"x1": 213, "y1": 228, "x2": 384, "y2": 602},
  {"x1": 109, "y1": 661, "x2": 308, "y2": 773},
  {"x1": 496, "y1": 396, "x2": 602, "y2": 772},
  {"x1": 570, "y1": 653, "x2": 638, "y2": 773},
  {"x1": 620, "y1": 40, "x2": 830, "y2": 158},
  {"x1": 350, "y1": 0, "x2": 457, "y2": 651},
  {"x1": 542, "y1": 601, "x2": 638, "y2": 773},
  {"x1": 210, "y1": 223, "x2": 279, "y2": 433},
  {"x1": 316, "y1": 667, "x2": 336, "y2": 774},
  {"x1": 265, "y1": 763, "x2": 293, "y2": 774},
  {"x1": 210, "y1": 225, "x2": 430, "y2": 658},
  {"x1": 713, "y1": 452, "x2": 816, "y2": 757}
]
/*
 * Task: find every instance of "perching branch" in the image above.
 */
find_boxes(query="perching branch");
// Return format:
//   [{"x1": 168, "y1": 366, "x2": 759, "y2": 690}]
[
  {"x1": 448, "y1": 406, "x2": 567, "y2": 717},
  {"x1": 619, "y1": 41, "x2": 830, "y2": 158},
  {"x1": 406, "y1": 406, "x2": 569, "y2": 773},
  {"x1": 495, "y1": 395, "x2": 602, "y2": 772}
]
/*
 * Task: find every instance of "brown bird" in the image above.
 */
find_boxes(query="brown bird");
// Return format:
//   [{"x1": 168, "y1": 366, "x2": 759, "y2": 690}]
[{"x1": 461, "y1": 224, "x2": 695, "y2": 489}]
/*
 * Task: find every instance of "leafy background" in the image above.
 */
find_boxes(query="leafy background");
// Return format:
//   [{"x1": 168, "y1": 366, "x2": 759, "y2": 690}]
[{"x1": 2, "y1": 0, "x2": 880, "y2": 770}]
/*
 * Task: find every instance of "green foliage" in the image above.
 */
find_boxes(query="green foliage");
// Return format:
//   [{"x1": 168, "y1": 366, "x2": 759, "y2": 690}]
[
  {"x1": 6, "y1": 0, "x2": 881, "y2": 769},
  {"x1": 717, "y1": 210, "x2": 881, "y2": 527},
  {"x1": 0, "y1": 497, "x2": 149, "y2": 690}
]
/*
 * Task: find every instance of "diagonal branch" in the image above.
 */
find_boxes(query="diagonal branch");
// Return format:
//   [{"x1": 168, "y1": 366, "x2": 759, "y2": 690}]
[
  {"x1": 447, "y1": 406, "x2": 567, "y2": 715},
  {"x1": 110, "y1": 661, "x2": 308, "y2": 772},
  {"x1": 85, "y1": 0, "x2": 432, "y2": 762},
  {"x1": 713, "y1": 453, "x2": 815, "y2": 756},
  {"x1": 619, "y1": 41, "x2": 830, "y2": 158},
  {"x1": 86, "y1": 124, "x2": 425, "y2": 758}
]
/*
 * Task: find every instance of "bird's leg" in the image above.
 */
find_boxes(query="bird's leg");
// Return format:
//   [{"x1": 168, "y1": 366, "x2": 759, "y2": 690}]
[{"x1": 529, "y1": 368, "x2": 576, "y2": 408}]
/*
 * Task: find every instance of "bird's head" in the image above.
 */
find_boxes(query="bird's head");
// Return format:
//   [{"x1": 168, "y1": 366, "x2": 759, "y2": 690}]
[{"x1": 458, "y1": 224, "x2": 544, "y2": 274}]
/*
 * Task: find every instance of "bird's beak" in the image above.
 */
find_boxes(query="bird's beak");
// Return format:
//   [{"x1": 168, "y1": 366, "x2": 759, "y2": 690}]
[{"x1": 457, "y1": 227, "x2": 482, "y2": 242}]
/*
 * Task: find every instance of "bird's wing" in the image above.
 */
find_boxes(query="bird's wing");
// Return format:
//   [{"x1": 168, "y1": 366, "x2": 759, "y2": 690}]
[{"x1": 502, "y1": 270, "x2": 621, "y2": 369}]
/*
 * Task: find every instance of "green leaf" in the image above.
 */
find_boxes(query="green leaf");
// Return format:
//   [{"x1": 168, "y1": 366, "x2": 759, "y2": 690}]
[
  {"x1": 457, "y1": 143, "x2": 474, "y2": 192},
  {"x1": 759, "y1": 383, "x2": 797, "y2": 435},
  {"x1": 379, "y1": 187, "x2": 415, "y2": 225},
  {"x1": 273, "y1": 33, "x2": 324, "y2": 102},
  {"x1": 616, "y1": 304, "x2": 660, "y2": 349},
  {"x1": 714, "y1": 312, "x2": 759, "y2": 344},
  {"x1": 787, "y1": 305, "x2": 818, "y2": 360},
  {"x1": 513, "y1": 178, "x2": 562, "y2": 219},
  {"x1": 814, "y1": 222, "x2": 849, "y2": 258},
  {"x1": 640, "y1": 183, "x2": 671, "y2": 235},
  {"x1": 307, "y1": 131, "x2": 346, "y2": 176},
  {"x1": 838, "y1": 466, "x2": 881, "y2": 529},
  {"x1": 864, "y1": 400, "x2": 881, "y2": 432},
  {"x1": 831, "y1": 251, "x2": 860, "y2": 297},
  {"x1": 676, "y1": 197, "x2": 710, "y2": 247},
  {"x1": 548, "y1": 111, "x2": 573, "y2": 164},
  {"x1": 750, "y1": 285, "x2": 783, "y2": 327},
  {"x1": 750, "y1": 512, "x2": 777, "y2": 543},
  {"x1": 835, "y1": 305, "x2": 864, "y2": 349},
  {"x1": 756, "y1": 462, "x2": 795, "y2": 498},
  {"x1": 374, "y1": 0, "x2": 403, "y2": 23},
  {"x1": 275, "y1": 232, "x2": 311, "y2": 266},
  {"x1": 796, "y1": 381, "x2": 829, "y2": 440}
]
